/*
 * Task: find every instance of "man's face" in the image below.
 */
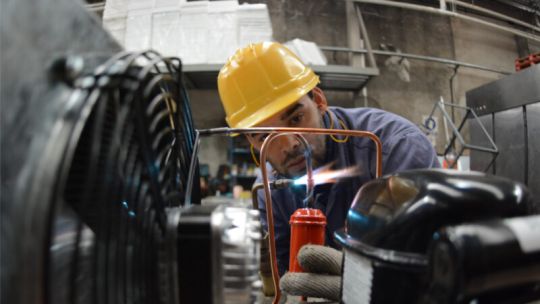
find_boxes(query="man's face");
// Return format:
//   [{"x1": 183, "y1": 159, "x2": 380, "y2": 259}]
[{"x1": 247, "y1": 93, "x2": 327, "y2": 178}]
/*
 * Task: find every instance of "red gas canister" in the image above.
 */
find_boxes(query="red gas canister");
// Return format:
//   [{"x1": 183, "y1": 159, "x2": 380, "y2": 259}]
[{"x1": 289, "y1": 208, "x2": 327, "y2": 272}]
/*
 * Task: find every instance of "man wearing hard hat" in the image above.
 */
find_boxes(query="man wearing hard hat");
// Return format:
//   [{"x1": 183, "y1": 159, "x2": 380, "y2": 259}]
[{"x1": 217, "y1": 42, "x2": 440, "y2": 300}]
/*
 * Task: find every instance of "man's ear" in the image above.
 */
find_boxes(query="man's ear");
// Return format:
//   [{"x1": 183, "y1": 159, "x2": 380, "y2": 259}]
[{"x1": 311, "y1": 87, "x2": 328, "y2": 113}]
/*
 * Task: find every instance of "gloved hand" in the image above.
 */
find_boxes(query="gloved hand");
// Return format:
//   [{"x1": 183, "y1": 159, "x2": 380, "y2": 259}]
[{"x1": 280, "y1": 245, "x2": 343, "y2": 301}]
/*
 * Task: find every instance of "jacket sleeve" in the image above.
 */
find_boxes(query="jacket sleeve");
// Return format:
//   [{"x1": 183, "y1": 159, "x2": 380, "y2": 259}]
[{"x1": 382, "y1": 131, "x2": 440, "y2": 174}]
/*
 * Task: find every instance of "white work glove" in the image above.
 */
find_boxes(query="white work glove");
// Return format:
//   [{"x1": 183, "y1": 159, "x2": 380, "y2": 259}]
[{"x1": 280, "y1": 245, "x2": 343, "y2": 301}]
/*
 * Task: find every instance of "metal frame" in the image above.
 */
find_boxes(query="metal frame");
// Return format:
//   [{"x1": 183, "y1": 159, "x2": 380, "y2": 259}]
[
  {"x1": 493, "y1": 0, "x2": 540, "y2": 16},
  {"x1": 354, "y1": 2, "x2": 378, "y2": 69},
  {"x1": 320, "y1": 46, "x2": 512, "y2": 75},
  {"x1": 349, "y1": 0, "x2": 540, "y2": 42},
  {"x1": 444, "y1": 0, "x2": 540, "y2": 33},
  {"x1": 425, "y1": 98, "x2": 498, "y2": 171}
]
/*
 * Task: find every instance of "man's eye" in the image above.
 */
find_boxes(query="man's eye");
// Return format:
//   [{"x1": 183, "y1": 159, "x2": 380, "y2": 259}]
[{"x1": 290, "y1": 113, "x2": 304, "y2": 126}]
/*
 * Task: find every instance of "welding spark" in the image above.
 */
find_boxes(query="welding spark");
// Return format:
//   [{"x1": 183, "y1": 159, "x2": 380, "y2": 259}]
[{"x1": 294, "y1": 165, "x2": 361, "y2": 186}]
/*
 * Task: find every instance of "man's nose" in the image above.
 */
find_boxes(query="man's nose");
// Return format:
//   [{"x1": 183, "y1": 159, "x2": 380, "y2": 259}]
[{"x1": 278, "y1": 135, "x2": 301, "y2": 155}]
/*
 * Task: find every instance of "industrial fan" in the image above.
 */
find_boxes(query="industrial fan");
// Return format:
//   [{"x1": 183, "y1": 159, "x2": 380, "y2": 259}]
[
  {"x1": 1, "y1": 0, "x2": 260, "y2": 304},
  {"x1": 2, "y1": 0, "x2": 261, "y2": 303},
  {"x1": 51, "y1": 50, "x2": 200, "y2": 304},
  {"x1": 3, "y1": 37, "x2": 199, "y2": 304}
]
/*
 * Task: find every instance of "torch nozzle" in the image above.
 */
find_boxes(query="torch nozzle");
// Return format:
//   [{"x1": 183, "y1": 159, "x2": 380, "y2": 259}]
[{"x1": 272, "y1": 179, "x2": 294, "y2": 189}]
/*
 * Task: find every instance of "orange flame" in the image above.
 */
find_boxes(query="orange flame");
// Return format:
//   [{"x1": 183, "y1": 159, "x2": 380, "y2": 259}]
[{"x1": 294, "y1": 164, "x2": 361, "y2": 186}]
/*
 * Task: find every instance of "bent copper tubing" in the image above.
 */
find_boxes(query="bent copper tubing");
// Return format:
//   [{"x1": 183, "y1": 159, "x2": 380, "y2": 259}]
[
  {"x1": 188, "y1": 127, "x2": 383, "y2": 304},
  {"x1": 259, "y1": 132, "x2": 315, "y2": 304},
  {"x1": 197, "y1": 127, "x2": 383, "y2": 177},
  {"x1": 258, "y1": 129, "x2": 381, "y2": 304}
]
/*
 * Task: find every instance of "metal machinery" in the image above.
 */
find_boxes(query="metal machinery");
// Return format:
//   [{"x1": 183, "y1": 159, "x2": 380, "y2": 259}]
[
  {"x1": 2, "y1": 0, "x2": 261, "y2": 303},
  {"x1": 334, "y1": 66, "x2": 540, "y2": 304},
  {"x1": 3, "y1": 1, "x2": 540, "y2": 304},
  {"x1": 467, "y1": 64, "x2": 540, "y2": 210},
  {"x1": 337, "y1": 170, "x2": 540, "y2": 304}
]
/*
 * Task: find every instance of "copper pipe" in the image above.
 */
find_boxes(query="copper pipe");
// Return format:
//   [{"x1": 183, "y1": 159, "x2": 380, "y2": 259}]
[
  {"x1": 251, "y1": 179, "x2": 293, "y2": 298},
  {"x1": 257, "y1": 128, "x2": 382, "y2": 304},
  {"x1": 259, "y1": 133, "x2": 282, "y2": 304},
  {"x1": 193, "y1": 127, "x2": 383, "y2": 303},
  {"x1": 197, "y1": 127, "x2": 383, "y2": 178},
  {"x1": 252, "y1": 183, "x2": 264, "y2": 210},
  {"x1": 259, "y1": 132, "x2": 315, "y2": 304}
]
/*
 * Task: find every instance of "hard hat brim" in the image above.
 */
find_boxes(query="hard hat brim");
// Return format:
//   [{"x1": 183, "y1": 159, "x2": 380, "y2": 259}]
[{"x1": 226, "y1": 75, "x2": 319, "y2": 130}]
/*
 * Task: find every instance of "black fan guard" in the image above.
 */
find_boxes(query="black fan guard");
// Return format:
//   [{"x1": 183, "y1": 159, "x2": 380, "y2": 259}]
[{"x1": 12, "y1": 51, "x2": 200, "y2": 304}]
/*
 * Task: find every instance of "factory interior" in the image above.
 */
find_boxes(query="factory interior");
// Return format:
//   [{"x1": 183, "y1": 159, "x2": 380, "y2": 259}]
[{"x1": 1, "y1": 0, "x2": 540, "y2": 303}]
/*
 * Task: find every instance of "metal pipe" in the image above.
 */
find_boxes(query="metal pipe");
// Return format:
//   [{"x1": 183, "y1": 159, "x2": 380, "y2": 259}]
[
  {"x1": 436, "y1": 100, "x2": 468, "y2": 153},
  {"x1": 259, "y1": 134, "x2": 281, "y2": 304},
  {"x1": 184, "y1": 130, "x2": 200, "y2": 206},
  {"x1": 348, "y1": 0, "x2": 540, "y2": 42},
  {"x1": 259, "y1": 129, "x2": 381, "y2": 304},
  {"x1": 259, "y1": 132, "x2": 314, "y2": 304},
  {"x1": 187, "y1": 127, "x2": 383, "y2": 304},
  {"x1": 468, "y1": 109, "x2": 498, "y2": 153},
  {"x1": 355, "y1": 4, "x2": 378, "y2": 69},
  {"x1": 462, "y1": 144, "x2": 498, "y2": 154},
  {"x1": 319, "y1": 46, "x2": 512, "y2": 75},
  {"x1": 493, "y1": 0, "x2": 540, "y2": 15},
  {"x1": 251, "y1": 183, "x2": 265, "y2": 210},
  {"x1": 197, "y1": 127, "x2": 383, "y2": 178},
  {"x1": 446, "y1": 0, "x2": 540, "y2": 33},
  {"x1": 449, "y1": 65, "x2": 460, "y2": 147},
  {"x1": 185, "y1": 127, "x2": 383, "y2": 208}
]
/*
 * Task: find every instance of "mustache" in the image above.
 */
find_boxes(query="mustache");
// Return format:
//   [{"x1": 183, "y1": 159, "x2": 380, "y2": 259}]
[{"x1": 283, "y1": 148, "x2": 305, "y2": 167}]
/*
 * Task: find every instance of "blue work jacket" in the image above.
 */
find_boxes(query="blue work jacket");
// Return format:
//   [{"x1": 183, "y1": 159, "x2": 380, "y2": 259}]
[{"x1": 255, "y1": 107, "x2": 440, "y2": 275}]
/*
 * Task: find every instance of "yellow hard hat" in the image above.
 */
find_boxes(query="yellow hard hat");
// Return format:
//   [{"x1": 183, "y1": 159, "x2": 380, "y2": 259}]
[{"x1": 218, "y1": 41, "x2": 320, "y2": 129}]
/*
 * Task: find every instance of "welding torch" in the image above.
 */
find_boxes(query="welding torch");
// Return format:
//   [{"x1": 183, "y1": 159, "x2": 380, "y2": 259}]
[{"x1": 185, "y1": 127, "x2": 383, "y2": 304}]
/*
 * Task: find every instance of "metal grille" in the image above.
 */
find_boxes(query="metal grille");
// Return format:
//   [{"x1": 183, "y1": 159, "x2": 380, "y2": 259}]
[{"x1": 47, "y1": 51, "x2": 199, "y2": 304}]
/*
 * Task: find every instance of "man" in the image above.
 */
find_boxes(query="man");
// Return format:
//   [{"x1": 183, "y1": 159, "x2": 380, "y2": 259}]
[{"x1": 217, "y1": 42, "x2": 439, "y2": 297}]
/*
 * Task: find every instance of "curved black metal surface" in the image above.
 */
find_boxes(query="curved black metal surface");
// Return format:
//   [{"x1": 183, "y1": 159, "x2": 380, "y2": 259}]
[
  {"x1": 336, "y1": 169, "x2": 535, "y2": 262},
  {"x1": 336, "y1": 169, "x2": 537, "y2": 304},
  {"x1": 54, "y1": 52, "x2": 199, "y2": 304},
  {"x1": 6, "y1": 51, "x2": 199, "y2": 304},
  {"x1": 1, "y1": 1, "x2": 199, "y2": 303}
]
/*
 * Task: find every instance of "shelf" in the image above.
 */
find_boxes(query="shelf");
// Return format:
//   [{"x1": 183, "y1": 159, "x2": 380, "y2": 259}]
[
  {"x1": 232, "y1": 148, "x2": 250, "y2": 154},
  {"x1": 232, "y1": 175, "x2": 257, "y2": 179},
  {"x1": 183, "y1": 64, "x2": 379, "y2": 91}
]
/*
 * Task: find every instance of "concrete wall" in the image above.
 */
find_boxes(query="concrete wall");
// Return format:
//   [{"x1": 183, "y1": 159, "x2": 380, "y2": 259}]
[
  {"x1": 360, "y1": 6, "x2": 457, "y2": 151},
  {"x1": 191, "y1": 0, "x2": 535, "y2": 173}
]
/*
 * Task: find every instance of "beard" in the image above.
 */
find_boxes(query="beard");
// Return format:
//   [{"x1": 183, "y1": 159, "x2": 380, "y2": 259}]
[
  {"x1": 269, "y1": 135, "x2": 326, "y2": 178},
  {"x1": 269, "y1": 117, "x2": 327, "y2": 178}
]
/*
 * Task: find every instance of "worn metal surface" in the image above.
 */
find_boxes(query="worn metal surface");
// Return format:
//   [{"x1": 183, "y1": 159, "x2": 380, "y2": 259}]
[
  {"x1": 0, "y1": 0, "x2": 120, "y2": 302},
  {"x1": 469, "y1": 114, "x2": 495, "y2": 174},
  {"x1": 467, "y1": 64, "x2": 540, "y2": 209},
  {"x1": 466, "y1": 64, "x2": 540, "y2": 116},
  {"x1": 494, "y1": 107, "x2": 526, "y2": 183},
  {"x1": 527, "y1": 103, "x2": 540, "y2": 208}
]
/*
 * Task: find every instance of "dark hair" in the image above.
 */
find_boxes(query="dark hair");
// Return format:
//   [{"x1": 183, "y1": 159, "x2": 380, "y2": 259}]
[{"x1": 307, "y1": 89, "x2": 314, "y2": 100}]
